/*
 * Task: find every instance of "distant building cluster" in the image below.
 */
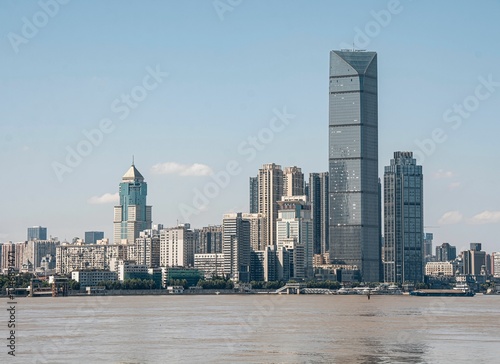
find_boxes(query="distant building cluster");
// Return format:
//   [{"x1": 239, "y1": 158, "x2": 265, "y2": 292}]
[{"x1": 1, "y1": 50, "x2": 499, "y2": 291}]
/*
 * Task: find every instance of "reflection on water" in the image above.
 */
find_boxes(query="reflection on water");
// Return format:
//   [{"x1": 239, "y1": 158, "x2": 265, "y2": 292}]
[{"x1": 11, "y1": 295, "x2": 500, "y2": 363}]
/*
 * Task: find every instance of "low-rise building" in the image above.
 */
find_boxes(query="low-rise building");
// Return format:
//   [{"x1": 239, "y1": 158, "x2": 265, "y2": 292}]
[
  {"x1": 425, "y1": 261, "x2": 458, "y2": 277},
  {"x1": 194, "y1": 253, "x2": 224, "y2": 279},
  {"x1": 72, "y1": 270, "x2": 118, "y2": 287}
]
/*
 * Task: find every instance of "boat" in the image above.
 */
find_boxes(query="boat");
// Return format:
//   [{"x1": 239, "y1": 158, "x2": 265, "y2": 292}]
[{"x1": 410, "y1": 289, "x2": 475, "y2": 297}]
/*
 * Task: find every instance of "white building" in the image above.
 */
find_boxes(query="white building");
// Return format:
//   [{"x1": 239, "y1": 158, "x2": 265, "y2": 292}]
[
  {"x1": 160, "y1": 224, "x2": 194, "y2": 268},
  {"x1": 425, "y1": 261, "x2": 458, "y2": 277},
  {"x1": 134, "y1": 229, "x2": 160, "y2": 268},
  {"x1": 56, "y1": 243, "x2": 128, "y2": 274},
  {"x1": 493, "y1": 252, "x2": 500, "y2": 278},
  {"x1": 194, "y1": 253, "x2": 225, "y2": 279},
  {"x1": 276, "y1": 196, "x2": 313, "y2": 279},
  {"x1": 72, "y1": 270, "x2": 118, "y2": 287}
]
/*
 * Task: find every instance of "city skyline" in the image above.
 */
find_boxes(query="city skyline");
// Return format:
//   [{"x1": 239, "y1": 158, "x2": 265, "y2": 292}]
[{"x1": 1, "y1": 1, "x2": 500, "y2": 253}]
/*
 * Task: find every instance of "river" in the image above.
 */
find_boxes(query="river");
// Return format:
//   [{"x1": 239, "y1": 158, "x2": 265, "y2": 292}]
[{"x1": 7, "y1": 294, "x2": 500, "y2": 363}]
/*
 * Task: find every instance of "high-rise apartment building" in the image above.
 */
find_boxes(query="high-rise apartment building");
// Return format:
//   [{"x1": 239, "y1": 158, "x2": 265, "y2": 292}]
[
  {"x1": 283, "y1": 166, "x2": 304, "y2": 197},
  {"x1": 195, "y1": 225, "x2": 223, "y2": 254},
  {"x1": 160, "y1": 224, "x2": 195, "y2": 268},
  {"x1": 383, "y1": 152, "x2": 424, "y2": 283},
  {"x1": 276, "y1": 196, "x2": 313, "y2": 279},
  {"x1": 249, "y1": 176, "x2": 258, "y2": 213},
  {"x1": 223, "y1": 213, "x2": 250, "y2": 282},
  {"x1": 242, "y1": 213, "x2": 266, "y2": 252},
  {"x1": 85, "y1": 231, "x2": 104, "y2": 244},
  {"x1": 258, "y1": 163, "x2": 283, "y2": 247},
  {"x1": 134, "y1": 229, "x2": 160, "y2": 268},
  {"x1": 27, "y1": 226, "x2": 47, "y2": 241},
  {"x1": 328, "y1": 50, "x2": 380, "y2": 282},
  {"x1": 309, "y1": 172, "x2": 329, "y2": 256},
  {"x1": 462, "y1": 243, "x2": 486, "y2": 276},
  {"x1": 113, "y1": 163, "x2": 152, "y2": 244}
]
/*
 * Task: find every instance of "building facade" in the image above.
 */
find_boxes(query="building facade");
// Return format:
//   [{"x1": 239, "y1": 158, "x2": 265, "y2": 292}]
[
  {"x1": 258, "y1": 163, "x2": 283, "y2": 247},
  {"x1": 328, "y1": 50, "x2": 380, "y2": 282},
  {"x1": 223, "y1": 213, "x2": 250, "y2": 282},
  {"x1": 309, "y1": 172, "x2": 329, "y2": 256},
  {"x1": 160, "y1": 224, "x2": 195, "y2": 268},
  {"x1": 27, "y1": 226, "x2": 47, "y2": 241},
  {"x1": 134, "y1": 229, "x2": 160, "y2": 268},
  {"x1": 436, "y1": 243, "x2": 457, "y2": 262},
  {"x1": 85, "y1": 231, "x2": 104, "y2": 244},
  {"x1": 383, "y1": 151, "x2": 424, "y2": 284},
  {"x1": 249, "y1": 176, "x2": 258, "y2": 214},
  {"x1": 283, "y1": 166, "x2": 304, "y2": 197},
  {"x1": 113, "y1": 163, "x2": 152, "y2": 244}
]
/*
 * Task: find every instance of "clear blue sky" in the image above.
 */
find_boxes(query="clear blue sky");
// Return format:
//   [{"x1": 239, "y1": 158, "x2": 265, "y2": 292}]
[{"x1": 1, "y1": 0, "x2": 499, "y2": 254}]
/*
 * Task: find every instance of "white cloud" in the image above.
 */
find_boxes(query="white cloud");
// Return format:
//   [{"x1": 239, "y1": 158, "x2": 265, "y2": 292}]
[
  {"x1": 151, "y1": 162, "x2": 213, "y2": 176},
  {"x1": 434, "y1": 169, "x2": 454, "y2": 179},
  {"x1": 448, "y1": 182, "x2": 461, "y2": 190},
  {"x1": 438, "y1": 210, "x2": 464, "y2": 225},
  {"x1": 88, "y1": 192, "x2": 119, "y2": 204},
  {"x1": 469, "y1": 211, "x2": 500, "y2": 225}
]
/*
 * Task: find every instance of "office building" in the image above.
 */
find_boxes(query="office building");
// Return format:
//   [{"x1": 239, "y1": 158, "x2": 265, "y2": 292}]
[
  {"x1": 223, "y1": 213, "x2": 250, "y2": 282},
  {"x1": 85, "y1": 231, "x2": 104, "y2": 244},
  {"x1": 383, "y1": 152, "x2": 424, "y2": 283},
  {"x1": 328, "y1": 50, "x2": 380, "y2": 282},
  {"x1": 309, "y1": 172, "x2": 329, "y2": 256},
  {"x1": 436, "y1": 243, "x2": 457, "y2": 262},
  {"x1": 258, "y1": 163, "x2": 283, "y2": 246},
  {"x1": 462, "y1": 243, "x2": 486, "y2": 276},
  {"x1": 194, "y1": 253, "x2": 224, "y2": 279},
  {"x1": 423, "y1": 233, "x2": 434, "y2": 258},
  {"x1": 27, "y1": 226, "x2": 47, "y2": 241},
  {"x1": 113, "y1": 162, "x2": 152, "y2": 244},
  {"x1": 425, "y1": 261, "x2": 457, "y2": 277},
  {"x1": 72, "y1": 270, "x2": 118, "y2": 287}
]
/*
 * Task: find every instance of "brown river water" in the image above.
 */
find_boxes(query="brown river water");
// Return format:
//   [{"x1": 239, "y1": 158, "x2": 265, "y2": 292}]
[{"x1": 7, "y1": 294, "x2": 500, "y2": 363}]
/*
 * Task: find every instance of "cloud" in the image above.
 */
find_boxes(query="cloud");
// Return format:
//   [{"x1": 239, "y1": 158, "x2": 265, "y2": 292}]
[
  {"x1": 469, "y1": 211, "x2": 500, "y2": 225},
  {"x1": 434, "y1": 169, "x2": 454, "y2": 179},
  {"x1": 151, "y1": 162, "x2": 213, "y2": 176},
  {"x1": 438, "y1": 211, "x2": 463, "y2": 225},
  {"x1": 448, "y1": 182, "x2": 461, "y2": 190},
  {"x1": 88, "y1": 192, "x2": 119, "y2": 204}
]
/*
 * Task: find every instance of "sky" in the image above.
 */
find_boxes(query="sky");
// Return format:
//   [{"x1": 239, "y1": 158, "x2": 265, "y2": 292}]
[{"x1": 1, "y1": 0, "x2": 499, "y2": 254}]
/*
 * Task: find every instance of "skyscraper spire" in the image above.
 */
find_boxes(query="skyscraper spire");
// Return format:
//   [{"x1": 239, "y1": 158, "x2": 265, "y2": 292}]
[{"x1": 132, "y1": 155, "x2": 135, "y2": 166}]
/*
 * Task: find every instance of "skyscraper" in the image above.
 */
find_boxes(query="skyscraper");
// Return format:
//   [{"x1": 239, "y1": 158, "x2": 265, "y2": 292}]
[
  {"x1": 223, "y1": 213, "x2": 250, "y2": 282},
  {"x1": 27, "y1": 226, "x2": 47, "y2": 241},
  {"x1": 249, "y1": 176, "x2": 258, "y2": 213},
  {"x1": 435, "y1": 242, "x2": 456, "y2": 262},
  {"x1": 309, "y1": 172, "x2": 329, "y2": 256},
  {"x1": 328, "y1": 50, "x2": 379, "y2": 282},
  {"x1": 113, "y1": 163, "x2": 152, "y2": 244},
  {"x1": 423, "y1": 233, "x2": 434, "y2": 258},
  {"x1": 258, "y1": 163, "x2": 283, "y2": 247},
  {"x1": 383, "y1": 151, "x2": 424, "y2": 284}
]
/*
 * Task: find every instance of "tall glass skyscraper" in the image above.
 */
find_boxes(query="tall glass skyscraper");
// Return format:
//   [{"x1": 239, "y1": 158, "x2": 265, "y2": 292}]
[
  {"x1": 328, "y1": 50, "x2": 380, "y2": 282},
  {"x1": 309, "y1": 172, "x2": 329, "y2": 256},
  {"x1": 383, "y1": 152, "x2": 424, "y2": 283},
  {"x1": 113, "y1": 163, "x2": 152, "y2": 244}
]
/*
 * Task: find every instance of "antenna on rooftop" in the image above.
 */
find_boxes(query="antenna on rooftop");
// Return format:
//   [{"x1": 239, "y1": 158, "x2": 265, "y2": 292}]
[{"x1": 132, "y1": 155, "x2": 135, "y2": 166}]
